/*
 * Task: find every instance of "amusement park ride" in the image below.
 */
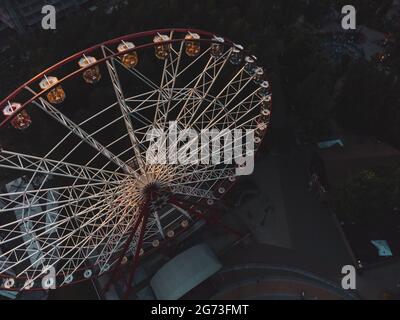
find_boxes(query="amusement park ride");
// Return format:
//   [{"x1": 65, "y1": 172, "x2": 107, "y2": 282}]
[{"x1": 0, "y1": 29, "x2": 272, "y2": 298}]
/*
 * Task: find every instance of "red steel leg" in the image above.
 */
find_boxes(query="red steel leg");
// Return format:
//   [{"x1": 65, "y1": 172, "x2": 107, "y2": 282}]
[
  {"x1": 101, "y1": 206, "x2": 146, "y2": 295},
  {"x1": 122, "y1": 204, "x2": 150, "y2": 299},
  {"x1": 169, "y1": 195, "x2": 243, "y2": 238}
]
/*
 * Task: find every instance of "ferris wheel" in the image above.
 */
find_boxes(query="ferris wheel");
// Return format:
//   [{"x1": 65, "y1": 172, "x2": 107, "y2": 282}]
[{"x1": 0, "y1": 29, "x2": 272, "y2": 295}]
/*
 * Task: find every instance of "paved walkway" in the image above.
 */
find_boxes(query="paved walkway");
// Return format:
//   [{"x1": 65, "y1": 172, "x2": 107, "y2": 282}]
[
  {"x1": 356, "y1": 260, "x2": 400, "y2": 299},
  {"x1": 231, "y1": 154, "x2": 291, "y2": 248},
  {"x1": 187, "y1": 263, "x2": 358, "y2": 300}
]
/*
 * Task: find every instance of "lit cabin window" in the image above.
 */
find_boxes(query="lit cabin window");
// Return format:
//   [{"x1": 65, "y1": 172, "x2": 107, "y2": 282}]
[
  {"x1": 153, "y1": 34, "x2": 171, "y2": 60},
  {"x1": 39, "y1": 76, "x2": 66, "y2": 104},
  {"x1": 117, "y1": 41, "x2": 138, "y2": 68},
  {"x1": 181, "y1": 219, "x2": 189, "y2": 228},
  {"x1": 2, "y1": 102, "x2": 32, "y2": 130},
  {"x1": 78, "y1": 56, "x2": 101, "y2": 84}
]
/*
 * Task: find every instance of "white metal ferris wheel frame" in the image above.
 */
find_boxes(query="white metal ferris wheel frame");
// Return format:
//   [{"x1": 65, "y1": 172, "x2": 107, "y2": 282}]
[{"x1": 0, "y1": 28, "x2": 272, "y2": 294}]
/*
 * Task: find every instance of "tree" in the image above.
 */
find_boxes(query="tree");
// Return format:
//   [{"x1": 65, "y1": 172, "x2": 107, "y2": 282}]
[
  {"x1": 334, "y1": 167, "x2": 400, "y2": 226},
  {"x1": 335, "y1": 60, "x2": 400, "y2": 148}
]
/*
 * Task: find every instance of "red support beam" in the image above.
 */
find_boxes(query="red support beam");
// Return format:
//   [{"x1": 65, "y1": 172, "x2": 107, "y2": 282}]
[
  {"x1": 122, "y1": 204, "x2": 151, "y2": 300},
  {"x1": 101, "y1": 208, "x2": 146, "y2": 295},
  {"x1": 169, "y1": 195, "x2": 243, "y2": 238}
]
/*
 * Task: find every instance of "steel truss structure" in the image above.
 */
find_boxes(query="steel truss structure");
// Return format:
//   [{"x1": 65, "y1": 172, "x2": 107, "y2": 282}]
[{"x1": 0, "y1": 29, "x2": 272, "y2": 295}]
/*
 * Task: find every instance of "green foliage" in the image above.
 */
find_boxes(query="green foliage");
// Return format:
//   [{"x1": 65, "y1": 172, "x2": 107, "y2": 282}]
[
  {"x1": 334, "y1": 167, "x2": 400, "y2": 225},
  {"x1": 335, "y1": 60, "x2": 400, "y2": 148},
  {"x1": 280, "y1": 27, "x2": 336, "y2": 140}
]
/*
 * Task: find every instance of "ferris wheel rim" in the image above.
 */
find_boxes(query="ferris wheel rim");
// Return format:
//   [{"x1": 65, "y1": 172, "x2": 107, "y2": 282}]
[{"x1": 0, "y1": 28, "x2": 235, "y2": 129}]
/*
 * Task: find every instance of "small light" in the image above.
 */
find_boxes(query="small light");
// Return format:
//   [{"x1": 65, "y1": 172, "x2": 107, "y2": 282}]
[
  {"x1": 181, "y1": 220, "x2": 189, "y2": 228},
  {"x1": 210, "y1": 36, "x2": 224, "y2": 58},
  {"x1": 229, "y1": 44, "x2": 243, "y2": 65},
  {"x1": 167, "y1": 230, "x2": 175, "y2": 238}
]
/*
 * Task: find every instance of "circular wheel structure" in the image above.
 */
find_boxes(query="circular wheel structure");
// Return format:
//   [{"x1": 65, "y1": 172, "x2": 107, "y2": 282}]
[{"x1": 0, "y1": 29, "x2": 272, "y2": 292}]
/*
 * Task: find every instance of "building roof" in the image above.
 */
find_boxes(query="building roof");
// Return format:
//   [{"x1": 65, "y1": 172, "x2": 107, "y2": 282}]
[
  {"x1": 150, "y1": 244, "x2": 222, "y2": 300},
  {"x1": 316, "y1": 135, "x2": 400, "y2": 188}
]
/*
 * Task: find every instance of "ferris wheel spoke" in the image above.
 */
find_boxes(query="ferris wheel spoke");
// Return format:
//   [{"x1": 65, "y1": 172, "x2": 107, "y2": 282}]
[
  {"x1": 125, "y1": 94, "x2": 160, "y2": 107},
  {"x1": 169, "y1": 93, "x2": 262, "y2": 169},
  {"x1": 24, "y1": 98, "x2": 127, "y2": 184},
  {"x1": 153, "y1": 42, "x2": 179, "y2": 127},
  {"x1": 94, "y1": 212, "x2": 147, "y2": 289},
  {"x1": 0, "y1": 181, "x2": 119, "y2": 214},
  {"x1": 56, "y1": 204, "x2": 141, "y2": 282},
  {"x1": 208, "y1": 80, "x2": 259, "y2": 128},
  {"x1": 0, "y1": 30, "x2": 270, "y2": 290},
  {"x1": 70, "y1": 122, "x2": 140, "y2": 170},
  {"x1": 122, "y1": 211, "x2": 149, "y2": 297},
  {"x1": 151, "y1": 211, "x2": 165, "y2": 239},
  {"x1": 102, "y1": 54, "x2": 146, "y2": 173},
  {"x1": 24, "y1": 119, "x2": 140, "y2": 214},
  {"x1": 157, "y1": 41, "x2": 185, "y2": 128},
  {"x1": 201, "y1": 89, "x2": 262, "y2": 132},
  {"x1": 99, "y1": 207, "x2": 147, "y2": 291},
  {"x1": 169, "y1": 136, "x2": 257, "y2": 184},
  {"x1": 101, "y1": 44, "x2": 168, "y2": 98},
  {"x1": 3, "y1": 185, "x2": 129, "y2": 279},
  {"x1": 172, "y1": 48, "x2": 232, "y2": 123},
  {"x1": 74, "y1": 89, "x2": 156, "y2": 128},
  {"x1": 170, "y1": 167, "x2": 236, "y2": 185},
  {"x1": 145, "y1": 203, "x2": 193, "y2": 241},
  {"x1": 0, "y1": 179, "x2": 122, "y2": 241},
  {"x1": 0, "y1": 200, "x2": 109, "y2": 278},
  {"x1": 0, "y1": 183, "x2": 122, "y2": 251},
  {"x1": 24, "y1": 86, "x2": 136, "y2": 177},
  {"x1": 160, "y1": 46, "x2": 217, "y2": 106},
  {"x1": 205, "y1": 100, "x2": 263, "y2": 138},
  {"x1": 169, "y1": 184, "x2": 216, "y2": 200},
  {"x1": 184, "y1": 66, "x2": 252, "y2": 128},
  {"x1": 149, "y1": 50, "x2": 233, "y2": 160},
  {"x1": 88, "y1": 207, "x2": 143, "y2": 276},
  {"x1": 0, "y1": 148, "x2": 127, "y2": 183},
  {"x1": 133, "y1": 88, "x2": 196, "y2": 124},
  {"x1": 169, "y1": 204, "x2": 193, "y2": 221},
  {"x1": 156, "y1": 38, "x2": 214, "y2": 100},
  {"x1": 154, "y1": 42, "x2": 215, "y2": 127}
]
